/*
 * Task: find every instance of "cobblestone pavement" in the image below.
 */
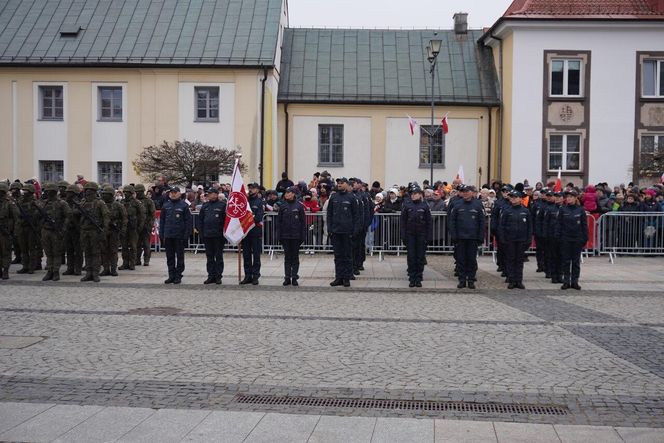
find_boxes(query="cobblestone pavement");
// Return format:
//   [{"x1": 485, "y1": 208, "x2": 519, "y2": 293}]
[{"x1": 1, "y1": 255, "x2": 664, "y2": 431}]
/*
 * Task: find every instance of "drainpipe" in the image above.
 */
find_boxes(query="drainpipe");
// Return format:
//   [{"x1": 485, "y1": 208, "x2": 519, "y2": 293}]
[
  {"x1": 487, "y1": 106, "x2": 492, "y2": 185},
  {"x1": 259, "y1": 67, "x2": 268, "y2": 186},
  {"x1": 490, "y1": 32, "x2": 504, "y2": 182},
  {"x1": 284, "y1": 102, "x2": 289, "y2": 176}
]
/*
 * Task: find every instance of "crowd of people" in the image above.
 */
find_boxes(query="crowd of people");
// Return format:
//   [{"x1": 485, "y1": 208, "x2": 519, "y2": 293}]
[{"x1": 1, "y1": 171, "x2": 663, "y2": 289}]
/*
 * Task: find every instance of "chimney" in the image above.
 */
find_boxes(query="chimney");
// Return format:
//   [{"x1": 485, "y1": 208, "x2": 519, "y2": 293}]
[{"x1": 453, "y1": 12, "x2": 468, "y2": 35}]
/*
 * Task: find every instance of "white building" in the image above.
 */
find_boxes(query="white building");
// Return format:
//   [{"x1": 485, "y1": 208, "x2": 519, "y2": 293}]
[{"x1": 481, "y1": 0, "x2": 664, "y2": 186}]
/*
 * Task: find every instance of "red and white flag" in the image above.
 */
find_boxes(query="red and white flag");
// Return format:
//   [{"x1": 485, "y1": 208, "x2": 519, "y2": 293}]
[
  {"x1": 553, "y1": 167, "x2": 562, "y2": 192},
  {"x1": 223, "y1": 159, "x2": 255, "y2": 245},
  {"x1": 456, "y1": 165, "x2": 465, "y2": 183},
  {"x1": 407, "y1": 115, "x2": 418, "y2": 135},
  {"x1": 441, "y1": 112, "x2": 449, "y2": 134}
]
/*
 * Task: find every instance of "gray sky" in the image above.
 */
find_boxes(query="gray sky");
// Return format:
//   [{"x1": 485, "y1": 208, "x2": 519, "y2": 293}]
[{"x1": 287, "y1": 0, "x2": 514, "y2": 30}]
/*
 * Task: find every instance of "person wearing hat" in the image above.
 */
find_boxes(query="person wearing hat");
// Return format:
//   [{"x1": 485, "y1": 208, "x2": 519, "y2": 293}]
[
  {"x1": 491, "y1": 185, "x2": 512, "y2": 277},
  {"x1": 135, "y1": 183, "x2": 156, "y2": 267},
  {"x1": 79, "y1": 182, "x2": 110, "y2": 282},
  {"x1": 351, "y1": 179, "x2": 372, "y2": 277},
  {"x1": 119, "y1": 185, "x2": 146, "y2": 271},
  {"x1": 159, "y1": 186, "x2": 192, "y2": 284},
  {"x1": 275, "y1": 172, "x2": 294, "y2": 196},
  {"x1": 400, "y1": 185, "x2": 432, "y2": 288},
  {"x1": 0, "y1": 183, "x2": 19, "y2": 280},
  {"x1": 100, "y1": 185, "x2": 127, "y2": 277},
  {"x1": 15, "y1": 183, "x2": 43, "y2": 274},
  {"x1": 543, "y1": 192, "x2": 564, "y2": 284},
  {"x1": 240, "y1": 182, "x2": 265, "y2": 285},
  {"x1": 57, "y1": 180, "x2": 69, "y2": 199},
  {"x1": 532, "y1": 189, "x2": 551, "y2": 274},
  {"x1": 498, "y1": 190, "x2": 532, "y2": 289},
  {"x1": 8, "y1": 182, "x2": 23, "y2": 265},
  {"x1": 449, "y1": 185, "x2": 485, "y2": 289},
  {"x1": 62, "y1": 184, "x2": 83, "y2": 276},
  {"x1": 38, "y1": 183, "x2": 71, "y2": 281},
  {"x1": 197, "y1": 187, "x2": 226, "y2": 285},
  {"x1": 327, "y1": 178, "x2": 360, "y2": 287},
  {"x1": 555, "y1": 190, "x2": 588, "y2": 290},
  {"x1": 277, "y1": 186, "x2": 306, "y2": 286}
]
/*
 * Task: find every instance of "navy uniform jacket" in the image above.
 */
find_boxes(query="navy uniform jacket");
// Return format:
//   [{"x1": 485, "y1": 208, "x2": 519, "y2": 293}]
[
  {"x1": 197, "y1": 199, "x2": 226, "y2": 238},
  {"x1": 498, "y1": 204, "x2": 532, "y2": 243},
  {"x1": 555, "y1": 204, "x2": 588, "y2": 244},
  {"x1": 531, "y1": 200, "x2": 546, "y2": 237},
  {"x1": 159, "y1": 198, "x2": 192, "y2": 240},
  {"x1": 327, "y1": 190, "x2": 360, "y2": 235},
  {"x1": 490, "y1": 197, "x2": 509, "y2": 236},
  {"x1": 248, "y1": 194, "x2": 265, "y2": 235},
  {"x1": 449, "y1": 198, "x2": 485, "y2": 241},
  {"x1": 277, "y1": 200, "x2": 307, "y2": 241},
  {"x1": 400, "y1": 200, "x2": 433, "y2": 242},
  {"x1": 543, "y1": 204, "x2": 561, "y2": 239}
]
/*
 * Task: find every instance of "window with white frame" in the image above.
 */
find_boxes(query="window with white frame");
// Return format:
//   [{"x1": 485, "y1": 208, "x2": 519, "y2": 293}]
[
  {"x1": 419, "y1": 125, "x2": 445, "y2": 167},
  {"x1": 642, "y1": 60, "x2": 664, "y2": 97},
  {"x1": 318, "y1": 125, "x2": 344, "y2": 166},
  {"x1": 98, "y1": 162, "x2": 123, "y2": 189},
  {"x1": 194, "y1": 86, "x2": 219, "y2": 121},
  {"x1": 550, "y1": 59, "x2": 582, "y2": 97},
  {"x1": 39, "y1": 86, "x2": 63, "y2": 120},
  {"x1": 548, "y1": 134, "x2": 581, "y2": 172},
  {"x1": 39, "y1": 160, "x2": 64, "y2": 183},
  {"x1": 98, "y1": 86, "x2": 123, "y2": 121},
  {"x1": 640, "y1": 134, "x2": 664, "y2": 173}
]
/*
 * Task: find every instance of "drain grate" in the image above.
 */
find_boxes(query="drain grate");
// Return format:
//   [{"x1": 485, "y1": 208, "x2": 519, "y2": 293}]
[{"x1": 234, "y1": 394, "x2": 569, "y2": 416}]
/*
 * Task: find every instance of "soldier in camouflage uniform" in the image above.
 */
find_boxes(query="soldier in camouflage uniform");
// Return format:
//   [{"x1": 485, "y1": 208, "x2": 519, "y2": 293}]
[
  {"x1": 39, "y1": 183, "x2": 72, "y2": 281},
  {"x1": 62, "y1": 185, "x2": 83, "y2": 275},
  {"x1": 135, "y1": 183, "x2": 155, "y2": 266},
  {"x1": 0, "y1": 183, "x2": 19, "y2": 280},
  {"x1": 9, "y1": 182, "x2": 23, "y2": 264},
  {"x1": 79, "y1": 182, "x2": 110, "y2": 282},
  {"x1": 57, "y1": 180, "x2": 69, "y2": 199},
  {"x1": 120, "y1": 185, "x2": 145, "y2": 271},
  {"x1": 16, "y1": 184, "x2": 42, "y2": 274},
  {"x1": 100, "y1": 185, "x2": 127, "y2": 277}
]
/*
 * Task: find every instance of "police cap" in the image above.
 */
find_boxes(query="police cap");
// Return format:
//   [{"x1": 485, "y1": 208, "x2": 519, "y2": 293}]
[
  {"x1": 508, "y1": 190, "x2": 523, "y2": 198},
  {"x1": 169, "y1": 186, "x2": 181, "y2": 193},
  {"x1": 410, "y1": 186, "x2": 423, "y2": 194},
  {"x1": 205, "y1": 187, "x2": 218, "y2": 194},
  {"x1": 564, "y1": 189, "x2": 579, "y2": 197}
]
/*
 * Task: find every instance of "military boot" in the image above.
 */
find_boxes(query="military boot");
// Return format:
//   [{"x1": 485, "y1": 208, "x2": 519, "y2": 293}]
[
  {"x1": 2, "y1": 267, "x2": 9, "y2": 280},
  {"x1": 52, "y1": 270, "x2": 60, "y2": 282},
  {"x1": 110, "y1": 266, "x2": 118, "y2": 277},
  {"x1": 80, "y1": 272, "x2": 93, "y2": 282},
  {"x1": 118, "y1": 263, "x2": 129, "y2": 270},
  {"x1": 92, "y1": 269, "x2": 101, "y2": 283},
  {"x1": 16, "y1": 267, "x2": 29, "y2": 274},
  {"x1": 99, "y1": 267, "x2": 111, "y2": 276},
  {"x1": 42, "y1": 269, "x2": 53, "y2": 281},
  {"x1": 62, "y1": 267, "x2": 75, "y2": 276}
]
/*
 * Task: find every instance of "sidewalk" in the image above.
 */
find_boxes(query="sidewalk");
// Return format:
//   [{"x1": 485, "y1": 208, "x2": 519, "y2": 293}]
[
  {"x1": 4, "y1": 252, "x2": 664, "y2": 292},
  {"x1": 2, "y1": 402, "x2": 662, "y2": 443}
]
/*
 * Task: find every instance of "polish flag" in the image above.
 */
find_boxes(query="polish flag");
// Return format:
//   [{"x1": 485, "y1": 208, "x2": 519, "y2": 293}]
[
  {"x1": 441, "y1": 112, "x2": 449, "y2": 134},
  {"x1": 223, "y1": 159, "x2": 255, "y2": 245},
  {"x1": 407, "y1": 115, "x2": 418, "y2": 135},
  {"x1": 456, "y1": 165, "x2": 465, "y2": 183},
  {"x1": 553, "y1": 167, "x2": 562, "y2": 192}
]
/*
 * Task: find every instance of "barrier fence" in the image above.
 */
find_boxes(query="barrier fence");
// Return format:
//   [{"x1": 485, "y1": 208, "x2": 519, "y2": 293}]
[{"x1": 151, "y1": 210, "x2": 664, "y2": 262}]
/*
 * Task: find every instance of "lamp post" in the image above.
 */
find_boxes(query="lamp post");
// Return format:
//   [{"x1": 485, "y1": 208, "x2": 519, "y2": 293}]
[{"x1": 426, "y1": 37, "x2": 442, "y2": 186}]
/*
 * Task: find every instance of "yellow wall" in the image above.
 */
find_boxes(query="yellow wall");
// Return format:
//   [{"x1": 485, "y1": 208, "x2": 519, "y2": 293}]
[
  {"x1": 277, "y1": 103, "x2": 497, "y2": 186},
  {"x1": 0, "y1": 67, "x2": 264, "y2": 184},
  {"x1": 500, "y1": 33, "x2": 514, "y2": 181}
]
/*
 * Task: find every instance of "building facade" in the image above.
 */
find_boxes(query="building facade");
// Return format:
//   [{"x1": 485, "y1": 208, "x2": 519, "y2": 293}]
[{"x1": 482, "y1": 0, "x2": 664, "y2": 186}]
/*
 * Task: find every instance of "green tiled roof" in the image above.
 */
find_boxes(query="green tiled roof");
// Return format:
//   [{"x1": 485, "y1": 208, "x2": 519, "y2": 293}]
[
  {"x1": 0, "y1": 0, "x2": 282, "y2": 67},
  {"x1": 279, "y1": 28, "x2": 500, "y2": 105}
]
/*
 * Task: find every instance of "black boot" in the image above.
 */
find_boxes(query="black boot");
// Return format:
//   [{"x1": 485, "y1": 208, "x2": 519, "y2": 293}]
[
  {"x1": 508, "y1": 282, "x2": 516, "y2": 289},
  {"x1": 561, "y1": 282, "x2": 570, "y2": 290},
  {"x1": 2, "y1": 267, "x2": 9, "y2": 280},
  {"x1": 282, "y1": 278, "x2": 291, "y2": 286},
  {"x1": 291, "y1": 279, "x2": 299, "y2": 287},
  {"x1": 240, "y1": 276, "x2": 253, "y2": 285},
  {"x1": 251, "y1": 276, "x2": 259, "y2": 285},
  {"x1": 457, "y1": 280, "x2": 466, "y2": 289},
  {"x1": 516, "y1": 282, "x2": 525, "y2": 289},
  {"x1": 330, "y1": 278, "x2": 343, "y2": 287},
  {"x1": 342, "y1": 279, "x2": 351, "y2": 287},
  {"x1": 92, "y1": 271, "x2": 100, "y2": 283},
  {"x1": 571, "y1": 282, "x2": 581, "y2": 290},
  {"x1": 110, "y1": 266, "x2": 118, "y2": 277},
  {"x1": 52, "y1": 270, "x2": 60, "y2": 282},
  {"x1": 204, "y1": 276, "x2": 215, "y2": 284},
  {"x1": 81, "y1": 272, "x2": 93, "y2": 282},
  {"x1": 42, "y1": 271, "x2": 53, "y2": 281},
  {"x1": 409, "y1": 281, "x2": 416, "y2": 288},
  {"x1": 164, "y1": 277, "x2": 174, "y2": 284},
  {"x1": 467, "y1": 281, "x2": 476, "y2": 289},
  {"x1": 16, "y1": 267, "x2": 29, "y2": 274},
  {"x1": 100, "y1": 267, "x2": 111, "y2": 276},
  {"x1": 62, "y1": 268, "x2": 74, "y2": 276},
  {"x1": 215, "y1": 276, "x2": 222, "y2": 285}
]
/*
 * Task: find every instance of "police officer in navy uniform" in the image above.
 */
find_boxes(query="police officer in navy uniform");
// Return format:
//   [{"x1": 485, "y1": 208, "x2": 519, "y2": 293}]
[
  {"x1": 327, "y1": 178, "x2": 359, "y2": 287},
  {"x1": 278, "y1": 186, "x2": 306, "y2": 286},
  {"x1": 498, "y1": 190, "x2": 532, "y2": 289},
  {"x1": 531, "y1": 189, "x2": 548, "y2": 274},
  {"x1": 240, "y1": 183, "x2": 264, "y2": 285},
  {"x1": 159, "y1": 187, "x2": 192, "y2": 284},
  {"x1": 491, "y1": 185, "x2": 512, "y2": 277},
  {"x1": 449, "y1": 185, "x2": 485, "y2": 289},
  {"x1": 556, "y1": 189, "x2": 587, "y2": 290},
  {"x1": 400, "y1": 186, "x2": 432, "y2": 288},
  {"x1": 197, "y1": 187, "x2": 226, "y2": 285},
  {"x1": 350, "y1": 179, "x2": 372, "y2": 276},
  {"x1": 544, "y1": 192, "x2": 564, "y2": 284}
]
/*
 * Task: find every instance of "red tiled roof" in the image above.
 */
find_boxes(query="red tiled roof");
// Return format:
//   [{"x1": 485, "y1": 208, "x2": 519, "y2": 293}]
[{"x1": 504, "y1": 0, "x2": 664, "y2": 18}]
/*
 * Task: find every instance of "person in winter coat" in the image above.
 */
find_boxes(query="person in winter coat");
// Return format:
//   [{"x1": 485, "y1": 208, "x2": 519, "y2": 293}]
[
  {"x1": 582, "y1": 185, "x2": 599, "y2": 214},
  {"x1": 400, "y1": 186, "x2": 433, "y2": 288},
  {"x1": 197, "y1": 188, "x2": 226, "y2": 285},
  {"x1": 159, "y1": 187, "x2": 192, "y2": 284},
  {"x1": 556, "y1": 190, "x2": 588, "y2": 290},
  {"x1": 278, "y1": 187, "x2": 307, "y2": 286},
  {"x1": 327, "y1": 178, "x2": 360, "y2": 287},
  {"x1": 498, "y1": 190, "x2": 532, "y2": 289},
  {"x1": 448, "y1": 185, "x2": 485, "y2": 289}
]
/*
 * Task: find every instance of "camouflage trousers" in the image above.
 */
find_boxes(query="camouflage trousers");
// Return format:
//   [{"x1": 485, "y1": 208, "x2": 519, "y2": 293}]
[
  {"x1": 18, "y1": 226, "x2": 41, "y2": 271},
  {"x1": 64, "y1": 229, "x2": 83, "y2": 274},
  {"x1": 81, "y1": 229, "x2": 103, "y2": 276},
  {"x1": 121, "y1": 230, "x2": 138, "y2": 268},
  {"x1": 102, "y1": 231, "x2": 121, "y2": 270},
  {"x1": 0, "y1": 232, "x2": 11, "y2": 269},
  {"x1": 136, "y1": 229, "x2": 152, "y2": 265},
  {"x1": 41, "y1": 228, "x2": 64, "y2": 273}
]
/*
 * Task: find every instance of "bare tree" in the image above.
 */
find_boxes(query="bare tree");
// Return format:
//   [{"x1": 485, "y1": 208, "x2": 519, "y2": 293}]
[{"x1": 133, "y1": 140, "x2": 244, "y2": 188}]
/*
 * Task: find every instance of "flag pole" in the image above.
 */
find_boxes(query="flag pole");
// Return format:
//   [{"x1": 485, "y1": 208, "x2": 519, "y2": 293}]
[{"x1": 238, "y1": 243, "x2": 242, "y2": 284}]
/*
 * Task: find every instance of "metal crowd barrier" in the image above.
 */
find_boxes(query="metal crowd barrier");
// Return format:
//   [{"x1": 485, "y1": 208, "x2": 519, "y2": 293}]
[{"x1": 596, "y1": 212, "x2": 664, "y2": 263}]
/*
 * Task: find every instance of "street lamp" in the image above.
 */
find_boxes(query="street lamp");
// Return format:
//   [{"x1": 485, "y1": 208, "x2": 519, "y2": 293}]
[{"x1": 426, "y1": 37, "x2": 442, "y2": 186}]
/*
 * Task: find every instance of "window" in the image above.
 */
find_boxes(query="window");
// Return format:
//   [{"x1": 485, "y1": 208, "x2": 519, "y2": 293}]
[
  {"x1": 640, "y1": 135, "x2": 664, "y2": 173},
  {"x1": 98, "y1": 162, "x2": 123, "y2": 189},
  {"x1": 39, "y1": 86, "x2": 63, "y2": 120},
  {"x1": 98, "y1": 86, "x2": 123, "y2": 121},
  {"x1": 419, "y1": 125, "x2": 445, "y2": 167},
  {"x1": 318, "y1": 125, "x2": 344, "y2": 166},
  {"x1": 643, "y1": 60, "x2": 664, "y2": 97},
  {"x1": 548, "y1": 134, "x2": 581, "y2": 172},
  {"x1": 39, "y1": 160, "x2": 64, "y2": 183},
  {"x1": 550, "y1": 59, "x2": 582, "y2": 97},
  {"x1": 195, "y1": 86, "x2": 219, "y2": 121},
  {"x1": 194, "y1": 160, "x2": 219, "y2": 188}
]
